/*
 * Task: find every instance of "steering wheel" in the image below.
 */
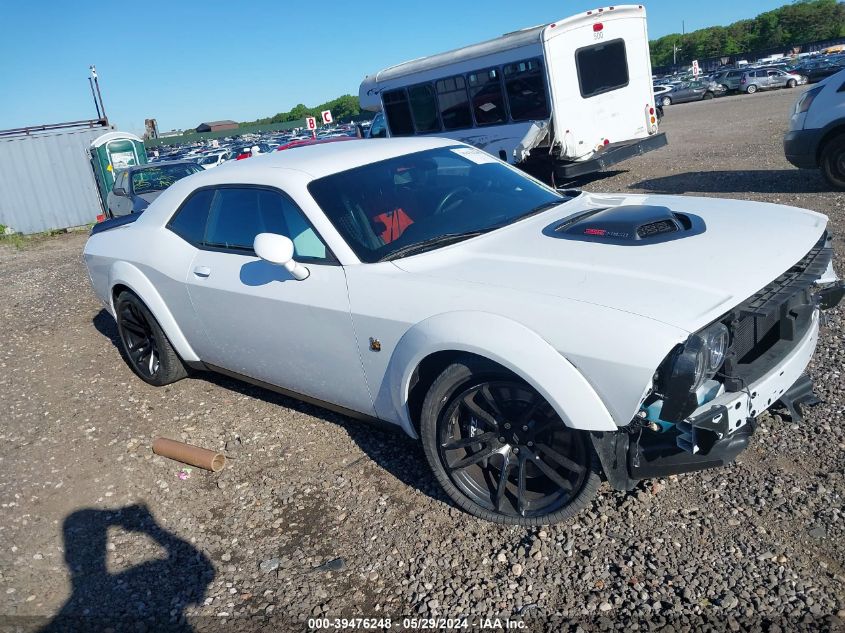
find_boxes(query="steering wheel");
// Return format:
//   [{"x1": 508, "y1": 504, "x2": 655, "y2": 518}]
[{"x1": 434, "y1": 187, "x2": 472, "y2": 215}]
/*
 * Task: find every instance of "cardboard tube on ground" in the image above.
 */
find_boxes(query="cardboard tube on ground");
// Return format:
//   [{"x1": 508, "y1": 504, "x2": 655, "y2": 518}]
[{"x1": 152, "y1": 437, "x2": 226, "y2": 472}]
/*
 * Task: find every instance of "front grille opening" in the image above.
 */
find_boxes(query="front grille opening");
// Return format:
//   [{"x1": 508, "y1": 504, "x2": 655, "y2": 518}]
[{"x1": 736, "y1": 321, "x2": 780, "y2": 364}]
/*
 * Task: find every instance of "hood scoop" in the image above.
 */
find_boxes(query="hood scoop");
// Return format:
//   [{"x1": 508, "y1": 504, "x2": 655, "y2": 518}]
[{"x1": 545, "y1": 204, "x2": 706, "y2": 246}]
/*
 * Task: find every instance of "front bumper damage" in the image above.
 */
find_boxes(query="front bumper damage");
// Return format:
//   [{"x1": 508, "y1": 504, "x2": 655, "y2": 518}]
[
  {"x1": 594, "y1": 235, "x2": 842, "y2": 491},
  {"x1": 593, "y1": 320, "x2": 821, "y2": 492}
]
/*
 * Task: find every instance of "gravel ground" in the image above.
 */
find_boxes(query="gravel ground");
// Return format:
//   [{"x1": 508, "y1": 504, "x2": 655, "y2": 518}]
[{"x1": 1, "y1": 88, "x2": 843, "y2": 632}]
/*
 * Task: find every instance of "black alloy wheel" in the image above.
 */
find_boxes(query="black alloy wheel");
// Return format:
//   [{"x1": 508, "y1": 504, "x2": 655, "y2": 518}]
[
  {"x1": 421, "y1": 358, "x2": 599, "y2": 525},
  {"x1": 119, "y1": 300, "x2": 161, "y2": 379},
  {"x1": 115, "y1": 291, "x2": 188, "y2": 386}
]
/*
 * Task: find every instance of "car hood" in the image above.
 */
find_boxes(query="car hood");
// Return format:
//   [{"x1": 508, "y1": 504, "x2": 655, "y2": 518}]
[{"x1": 392, "y1": 192, "x2": 828, "y2": 332}]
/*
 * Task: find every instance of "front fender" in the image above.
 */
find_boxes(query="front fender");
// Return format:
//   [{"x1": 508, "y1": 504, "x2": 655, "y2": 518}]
[
  {"x1": 383, "y1": 311, "x2": 617, "y2": 438},
  {"x1": 109, "y1": 261, "x2": 200, "y2": 363}
]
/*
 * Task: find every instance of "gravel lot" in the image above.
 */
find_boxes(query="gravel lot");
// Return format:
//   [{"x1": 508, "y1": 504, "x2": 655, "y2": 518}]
[{"x1": 1, "y1": 88, "x2": 843, "y2": 632}]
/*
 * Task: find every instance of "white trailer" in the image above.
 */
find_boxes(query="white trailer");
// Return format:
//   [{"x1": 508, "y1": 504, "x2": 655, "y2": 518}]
[{"x1": 359, "y1": 4, "x2": 666, "y2": 183}]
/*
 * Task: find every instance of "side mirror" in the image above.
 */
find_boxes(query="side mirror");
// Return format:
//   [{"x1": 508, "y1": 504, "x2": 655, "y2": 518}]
[
  {"x1": 253, "y1": 233, "x2": 309, "y2": 280},
  {"x1": 113, "y1": 187, "x2": 126, "y2": 196}
]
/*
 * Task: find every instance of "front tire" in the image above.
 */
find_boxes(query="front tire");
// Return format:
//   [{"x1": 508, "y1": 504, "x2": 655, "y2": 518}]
[
  {"x1": 420, "y1": 356, "x2": 599, "y2": 525},
  {"x1": 820, "y1": 133, "x2": 845, "y2": 190},
  {"x1": 702, "y1": 91, "x2": 714, "y2": 100},
  {"x1": 661, "y1": 96, "x2": 672, "y2": 107},
  {"x1": 787, "y1": 79, "x2": 797, "y2": 88},
  {"x1": 115, "y1": 291, "x2": 188, "y2": 386}
]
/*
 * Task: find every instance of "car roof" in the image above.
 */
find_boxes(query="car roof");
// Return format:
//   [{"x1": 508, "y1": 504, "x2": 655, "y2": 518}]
[{"x1": 231, "y1": 137, "x2": 457, "y2": 179}]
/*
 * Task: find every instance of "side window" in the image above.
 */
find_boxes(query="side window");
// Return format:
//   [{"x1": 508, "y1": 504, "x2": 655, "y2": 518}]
[
  {"x1": 503, "y1": 58, "x2": 549, "y2": 121},
  {"x1": 203, "y1": 188, "x2": 330, "y2": 262},
  {"x1": 407, "y1": 84, "x2": 441, "y2": 133},
  {"x1": 436, "y1": 76, "x2": 473, "y2": 130},
  {"x1": 369, "y1": 112, "x2": 388, "y2": 138},
  {"x1": 383, "y1": 89, "x2": 415, "y2": 136},
  {"x1": 468, "y1": 68, "x2": 507, "y2": 125},
  {"x1": 167, "y1": 188, "x2": 214, "y2": 244}
]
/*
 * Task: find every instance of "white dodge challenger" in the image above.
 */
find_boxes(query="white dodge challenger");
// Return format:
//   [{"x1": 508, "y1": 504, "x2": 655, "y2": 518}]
[{"x1": 84, "y1": 138, "x2": 843, "y2": 525}]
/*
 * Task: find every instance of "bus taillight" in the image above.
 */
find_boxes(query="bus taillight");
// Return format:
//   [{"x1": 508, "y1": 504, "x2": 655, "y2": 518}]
[{"x1": 645, "y1": 104, "x2": 657, "y2": 134}]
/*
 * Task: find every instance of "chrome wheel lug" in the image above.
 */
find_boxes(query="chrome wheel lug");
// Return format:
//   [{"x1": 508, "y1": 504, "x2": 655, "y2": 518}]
[
  {"x1": 522, "y1": 425, "x2": 529, "y2": 432},
  {"x1": 512, "y1": 447, "x2": 520, "y2": 455},
  {"x1": 527, "y1": 441, "x2": 534, "y2": 447},
  {"x1": 498, "y1": 436, "x2": 506, "y2": 443},
  {"x1": 504, "y1": 423, "x2": 511, "y2": 430}
]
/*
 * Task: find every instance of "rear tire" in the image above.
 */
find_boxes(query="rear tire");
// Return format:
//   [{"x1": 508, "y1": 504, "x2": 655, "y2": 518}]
[
  {"x1": 703, "y1": 92, "x2": 714, "y2": 100},
  {"x1": 115, "y1": 290, "x2": 188, "y2": 386},
  {"x1": 746, "y1": 84, "x2": 758, "y2": 94},
  {"x1": 820, "y1": 133, "x2": 845, "y2": 190},
  {"x1": 419, "y1": 356, "x2": 600, "y2": 525}
]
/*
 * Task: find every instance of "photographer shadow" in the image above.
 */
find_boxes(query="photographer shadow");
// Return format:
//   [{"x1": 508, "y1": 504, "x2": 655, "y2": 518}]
[{"x1": 41, "y1": 504, "x2": 214, "y2": 633}]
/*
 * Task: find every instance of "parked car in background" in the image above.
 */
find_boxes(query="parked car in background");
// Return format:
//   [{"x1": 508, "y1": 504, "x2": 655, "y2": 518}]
[
  {"x1": 107, "y1": 161, "x2": 202, "y2": 217},
  {"x1": 740, "y1": 68, "x2": 806, "y2": 93},
  {"x1": 276, "y1": 137, "x2": 359, "y2": 151},
  {"x1": 789, "y1": 61, "x2": 844, "y2": 84},
  {"x1": 657, "y1": 80, "x2": 723, "y2": 105},
  {"x1": 712, "y1": 68, "x2": 745, "y2": 92},
  {"x1": 785, "y1": 69, "x2": 845, "y2": 189},
  {"x1": 196, "y1": 151, "x2": 233, "y2": 170},
  {"x1": 84, "y1": 138, "x2": 842, "y2": 525}
]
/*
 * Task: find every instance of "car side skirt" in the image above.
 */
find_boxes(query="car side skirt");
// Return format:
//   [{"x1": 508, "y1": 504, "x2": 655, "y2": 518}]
[{"x1": 203, "y1": 364, "x2": 392, "y2": 429}]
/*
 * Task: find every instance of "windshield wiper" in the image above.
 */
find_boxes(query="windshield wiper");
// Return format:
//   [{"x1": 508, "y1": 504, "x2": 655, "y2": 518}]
[{"x1": 378, "y1": 230, "x2": 489, "y2": 262}]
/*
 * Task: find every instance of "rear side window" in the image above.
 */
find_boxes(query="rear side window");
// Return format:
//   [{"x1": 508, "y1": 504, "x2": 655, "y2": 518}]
[
  {"x1": 436, "y1": 76, "x2": 473, "y2": 130},
  {"x1": 168, "y1": 188, "x2": 214, "y2": 243},
  {"x1": 408, "y1": 84, "x2": 441, "y2": 133},
  {"x1": 575, "y1": 39, "x2": 629, "y2": 98},
  {"x1": 383, "y1": 89, "x2": 415, "y2": 136},
  {"x1": 468, "y1": 68, "x2": 507, "y2": 125},
  {"x1": 503, "y1": 58, "x2": 549, "y2": 121}
]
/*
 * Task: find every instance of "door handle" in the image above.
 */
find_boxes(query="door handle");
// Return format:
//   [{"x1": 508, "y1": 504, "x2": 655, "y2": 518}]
[{"x1": 193, "y1": 265, "x2": 211, "y2": 278}]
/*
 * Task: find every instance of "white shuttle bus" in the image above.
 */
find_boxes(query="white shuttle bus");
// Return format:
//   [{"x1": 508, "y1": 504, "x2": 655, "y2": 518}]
[{"x1": 359, "y1": 5, "x2": 666, "y2": 183}]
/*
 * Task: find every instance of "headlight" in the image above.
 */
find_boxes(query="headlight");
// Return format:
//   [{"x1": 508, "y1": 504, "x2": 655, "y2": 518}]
[
  {"x1": 656, "y1": 322, "x2": 730, "y2": 422},
  {"x1": 699, "y1": 322, "x2": 729, "y2": 376}
]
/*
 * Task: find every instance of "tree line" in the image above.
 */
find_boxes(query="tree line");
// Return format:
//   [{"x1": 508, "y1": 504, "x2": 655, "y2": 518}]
[
  {"x1": 650, "y1": 0, "x2": 845, "y2": 68},
  {"x1": 240, "y1": 94, "x2": 361, "y2": 128}
]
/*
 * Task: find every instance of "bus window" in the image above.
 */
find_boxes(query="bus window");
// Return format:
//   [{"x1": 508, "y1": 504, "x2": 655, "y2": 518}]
[
  {"x1": 503, "y1": 58, "x2": 549, "y2": 121},
  {"x1": 575, "y1": 39, "x2": 629, "y2": 98},
  {"x1": 408, "y1": 84, "x2": 441, "y2": 133},
  {"x1": 436, "y1": 76, "x2": 473, "y2": 130},
  {"x1": 383, "y1": 89, "x2": 415, "y2": 136},
  {"x1": 468, "y1": 69, "x2": 507, "y2": 126}
]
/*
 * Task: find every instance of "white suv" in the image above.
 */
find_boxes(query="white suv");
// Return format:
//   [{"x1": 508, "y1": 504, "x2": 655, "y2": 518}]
[{"x1": 784, "y1": 68, "x2": 845, "y2": 188}]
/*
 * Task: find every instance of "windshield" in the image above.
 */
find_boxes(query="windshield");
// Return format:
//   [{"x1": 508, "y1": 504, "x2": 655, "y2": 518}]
[
  {"x1": 308, "y1": 146, "x2": 565, "y2": 262},
  {"x1": 132, "y1": 164, "x2": 201, "y2": 194},
  {"x1": 199, "y1": 155, "x2": 219, "y2": 165}
]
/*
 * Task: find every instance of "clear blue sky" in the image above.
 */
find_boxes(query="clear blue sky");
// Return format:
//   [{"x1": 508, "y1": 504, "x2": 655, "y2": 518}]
[{"x1": 0, "y1": 0, "x2": 786, "y2": 135}]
